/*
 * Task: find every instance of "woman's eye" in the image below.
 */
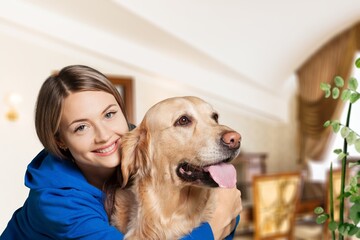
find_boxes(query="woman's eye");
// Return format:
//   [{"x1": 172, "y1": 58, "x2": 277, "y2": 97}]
[
  {"x1": 105, "y1": 111, "x2": 117, "y2": 119},
  {"x1": 175, "y1": 116, "x2": 191, "y2": 126},
  {"x1": 74, "y1": 124, "x2": 87, "y2": 133}
]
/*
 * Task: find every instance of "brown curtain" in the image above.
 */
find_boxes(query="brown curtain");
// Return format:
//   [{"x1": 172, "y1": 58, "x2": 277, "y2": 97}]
[{"x1": 297, "y1": 22, "x2": 360, "y2": 166}]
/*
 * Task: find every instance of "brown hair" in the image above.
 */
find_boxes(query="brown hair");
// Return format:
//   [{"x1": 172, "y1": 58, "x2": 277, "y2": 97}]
[
  {"x1": 35, "y1": 65, "x2": 130, "y2": 218},
  {"x1": 35, "y1": 65, "x2": 129, "y2": 160}
]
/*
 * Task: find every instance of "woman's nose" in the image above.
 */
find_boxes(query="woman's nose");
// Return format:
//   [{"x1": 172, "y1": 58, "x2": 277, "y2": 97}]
[{"x1": 94, "y1": 124, "x2": 111, "y2": 143}]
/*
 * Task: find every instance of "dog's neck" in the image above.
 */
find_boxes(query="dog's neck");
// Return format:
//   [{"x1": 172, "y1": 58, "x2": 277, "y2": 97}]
[{"x1": 127, "y1": 178, "x2": 215, "y2": 239}]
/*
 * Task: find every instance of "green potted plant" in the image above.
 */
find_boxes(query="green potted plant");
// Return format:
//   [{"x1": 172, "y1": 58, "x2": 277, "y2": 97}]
[{"x1": 315, "y1": 57, "x2": 360, "y2": 239}]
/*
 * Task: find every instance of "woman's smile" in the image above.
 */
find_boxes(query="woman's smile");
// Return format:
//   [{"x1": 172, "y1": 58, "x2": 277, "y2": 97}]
[
  {"x1": 58, "y1": 91, "x2": 128, "y2": 176},
  {"x1": 93, "y1": 140, "x2": 119, "y2": 156}
]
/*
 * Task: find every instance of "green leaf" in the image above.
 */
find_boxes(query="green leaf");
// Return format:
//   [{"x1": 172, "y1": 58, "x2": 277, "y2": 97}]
[
  {"x1": 344, "y1": 223, "x2": 352, "y2": 235},
  {"x1": 324, "y1": 120, "x2": 331, "y2": 127},
  {"x1": 332, "y1": 87, "x2": 340, "y2": 99},
  {"x1": 341, "y1": 126, "x2": 350, "y2": 138},
  {"x1": 334, "y1": 76, "x2": 344, "y2": 87},
  {"x1": 325, "y1": 89, "x2": 331, "y2": 98},
  {"x1": 316, "y1": 213, "x2": 329, "y2": 224},
  {"x1": 331, "y1": 121, "x2": 340, "y2": 133},
  {"x1": 320, "y1": 82, "x2": 331, "y2": 91},
  {"x1": 333, "y1": 148, "x2": 342, "y2": 154},
  {"x1": 338, "y1": 223, "x2": 346, "y2": 235},
  {"x1": 337, "y1": 152, "x2": 347, "y2": 160},
  {"x1": 344, "y1": 191, "x2": 352, "y2": 198},
  {"x1": 347, "y1": 131, "x2": 357, "y2": 145},
  {"x1": 349, "y1": 77, "x2": 358, "y2": 91},
  {"x1": 350, "y1": 177, "x2": 358, "y2": 189},
  {"x1": 348, "y1": 225, "x2": 359, "y2": 236},
  {"x1": 341, "y1": 89, "x2": 352, "y2": 101},
  {"x1": 314, "y1": 206, "x2": 324, "y2": 214},
  {"x1": 328, "y1": 221, "x2": 338, "y2": 231},
  {"x1": 355, "y1": 58, "x2": 360, "y2": 68},
  {"x1": 350, "y1": 92, "x2": 360, "y2": 104},
  {"x1": 350, "y1": 204, "x2": 360, "y2": 225},
  {"x1": 355, "y1": 139, "x2": 360, "y2": 153},
  {"x1": 351, "y1": 196, "x2": 360, "y2": 203}
]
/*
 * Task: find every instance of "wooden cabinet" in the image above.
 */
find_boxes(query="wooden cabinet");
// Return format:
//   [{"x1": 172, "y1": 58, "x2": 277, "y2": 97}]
[{"x1": 232, "y1": 153, "x2": 267, "y2": 201}]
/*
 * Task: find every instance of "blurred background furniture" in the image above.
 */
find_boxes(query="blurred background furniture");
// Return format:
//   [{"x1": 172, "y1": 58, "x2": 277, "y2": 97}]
[
  {"x1": 233, "y1": 153, "x2": 267, "y2": 201},
  {"x1": 294, "y1": 168, "x2": 343, "y2": 240},
  {"x1": 252, "y1": 172, "x2": 302, "y2": 240},
  {"x1": 233, "y1": 153, "x2": 267, "y2": 234}
]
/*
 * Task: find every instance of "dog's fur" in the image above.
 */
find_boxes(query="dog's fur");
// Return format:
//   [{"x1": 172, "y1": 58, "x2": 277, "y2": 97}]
[{"x1": 111, "y1": 96, "x2": 241, "y2": 239}]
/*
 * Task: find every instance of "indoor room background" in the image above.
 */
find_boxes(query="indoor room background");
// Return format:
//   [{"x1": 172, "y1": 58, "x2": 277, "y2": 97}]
[{"x1": 1, "y1": 1, "x2": 360, "y2": 236}]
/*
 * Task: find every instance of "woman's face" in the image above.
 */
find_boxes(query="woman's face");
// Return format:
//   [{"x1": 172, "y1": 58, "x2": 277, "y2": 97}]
[{"x1": 58, "y1": 91, "x2": 128, "y2": 175}]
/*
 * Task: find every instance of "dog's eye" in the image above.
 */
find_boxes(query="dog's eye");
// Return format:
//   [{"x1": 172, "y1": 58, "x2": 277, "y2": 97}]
[
  {"x1": 212, "y1": 113, "x2": 219, "y2": 123},
  {"x1": 175, "y1": 115, "x2": 191, "y2": 126}
]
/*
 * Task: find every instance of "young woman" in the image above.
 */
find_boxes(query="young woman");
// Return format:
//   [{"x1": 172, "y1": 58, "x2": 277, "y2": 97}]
[{"x1": 1, "y1": 65, "x2": 241, "y2": 240}]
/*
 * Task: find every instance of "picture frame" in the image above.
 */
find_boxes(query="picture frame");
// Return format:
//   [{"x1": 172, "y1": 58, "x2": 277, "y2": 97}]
[{"x1": 107, "y1": 76, "x2": 135, "y2": 124}]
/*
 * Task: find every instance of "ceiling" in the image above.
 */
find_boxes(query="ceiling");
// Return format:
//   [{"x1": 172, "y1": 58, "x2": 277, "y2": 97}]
[
  {"x1": 115, "y1": 0, "x2": 360, "y2": 90},
  {"x1": 1, "y1": 0, "x2": 360, "y2": 121}
]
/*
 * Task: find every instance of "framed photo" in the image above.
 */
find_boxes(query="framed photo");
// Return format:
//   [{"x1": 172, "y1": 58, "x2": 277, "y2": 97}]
[{"x1": 107, "y1": 76, "x2": 134, "y2": 124}]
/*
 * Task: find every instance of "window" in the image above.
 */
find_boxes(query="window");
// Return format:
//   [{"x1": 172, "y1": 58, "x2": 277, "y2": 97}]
[{"x1": 310, "y1": 53, "x2": 360, "y2": 182}]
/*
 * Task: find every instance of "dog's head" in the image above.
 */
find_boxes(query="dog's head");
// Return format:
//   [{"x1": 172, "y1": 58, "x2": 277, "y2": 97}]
[{"x1": 120, "y1": 96, "x2": 241, "y2": 189}]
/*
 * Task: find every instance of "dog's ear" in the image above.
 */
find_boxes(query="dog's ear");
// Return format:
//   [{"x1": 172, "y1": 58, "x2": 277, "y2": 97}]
[{"x1": 120, "y1": 124, "x2": 151, "y2": 188}]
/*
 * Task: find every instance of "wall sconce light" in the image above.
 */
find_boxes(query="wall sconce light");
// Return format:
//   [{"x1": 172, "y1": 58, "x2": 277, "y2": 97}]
[{"x1": 4, "y1": 92, "x2": 23, "y2": 121}]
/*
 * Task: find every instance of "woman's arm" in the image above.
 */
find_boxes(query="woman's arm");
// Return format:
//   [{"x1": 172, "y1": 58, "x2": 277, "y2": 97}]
[
  {"x1": 224, "y1": 215, "x2": 240, "y2": 240},
  {"x1": 208, "y1": 187, "x2": 242, "y2": 240},
  {"x1": 30, "y1": 189, "x2": 125, "y2": 240},
  {"x1": 180, "y1": 222, "x2": 214, "y2": 240},
  {"x1": 180, "y1": 215, "x2": 240, "y2": 240}
]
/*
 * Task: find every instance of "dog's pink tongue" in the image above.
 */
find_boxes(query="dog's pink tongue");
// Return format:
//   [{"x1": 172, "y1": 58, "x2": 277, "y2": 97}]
[{"x1": 205, "y1": 163, "x2": 237, "y2": 188}]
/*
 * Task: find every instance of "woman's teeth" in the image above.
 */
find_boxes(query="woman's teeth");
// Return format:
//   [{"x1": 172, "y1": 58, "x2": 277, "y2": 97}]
[{"x1": 96, "y1": 143, "x2": 115, "y2": 153}]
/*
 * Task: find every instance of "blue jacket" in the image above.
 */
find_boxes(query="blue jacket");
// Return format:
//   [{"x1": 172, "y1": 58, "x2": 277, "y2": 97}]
[{"x1": 1, "y1": 150, "x2": 239, "y2": 240}]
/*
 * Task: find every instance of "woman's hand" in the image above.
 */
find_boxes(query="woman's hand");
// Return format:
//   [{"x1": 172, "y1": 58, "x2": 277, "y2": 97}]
[{"x1": 208, "y1": 187, "x2": 242, "y2": 240}]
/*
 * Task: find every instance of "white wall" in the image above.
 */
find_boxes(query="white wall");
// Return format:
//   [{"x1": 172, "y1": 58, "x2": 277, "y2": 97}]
[{"x1": 0, "y1": 24, "x2": 299, "y2": 232}]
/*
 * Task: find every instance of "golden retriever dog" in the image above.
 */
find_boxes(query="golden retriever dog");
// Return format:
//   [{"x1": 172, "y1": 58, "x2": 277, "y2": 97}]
[{"x1": 111, "y1": 96, "x2": 241, "y2": 239}]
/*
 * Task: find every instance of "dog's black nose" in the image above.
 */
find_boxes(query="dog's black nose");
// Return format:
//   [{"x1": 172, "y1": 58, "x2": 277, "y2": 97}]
[{"x1": 222, "y1": 131, "x2": 241, "y2": 149}]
